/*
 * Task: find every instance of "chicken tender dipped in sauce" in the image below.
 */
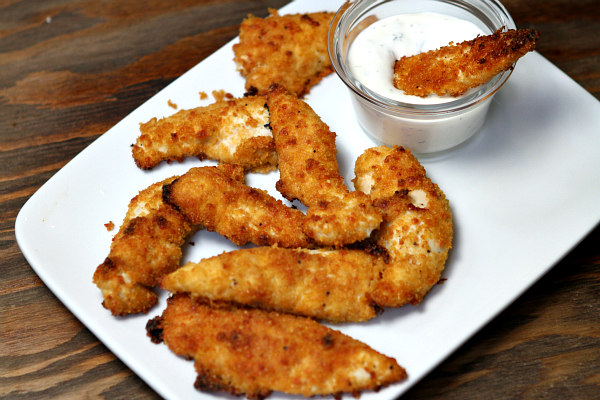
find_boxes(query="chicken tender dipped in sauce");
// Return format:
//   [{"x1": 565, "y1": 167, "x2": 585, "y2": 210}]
[{"x1": 393, "y1": 28, "x2": 539, "y2": 97}]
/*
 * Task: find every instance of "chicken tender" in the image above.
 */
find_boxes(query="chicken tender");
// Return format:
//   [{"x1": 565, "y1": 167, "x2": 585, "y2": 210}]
[
  {"x1": 233, "y1": 10, "x2": 334, "y2": 97},
  {"x1": 162, "y1": 146, "x2": 453, "y2": 321},
  {"x1": 267, "y1": 86, "x2": 382, "y2": 246},
  {"x1": 132, "y1": 95, "x2": 276, "y2": 171},
  {"x1": 93, "y1": 176, "x2": 194, "y2": 316},
  {"x1": 393, "y1": 28, "x2": 539, "y2": 97},
  {"x1": 354, "y1": 146, "x2": 453, "y2": 307},
  {"x1": 146, "y1": 294, "x2": 406, "y2": 399},
  {"x1": 162, "y1": 165, "x2": 310, "y2": 248},
  {"x1": 161, "y1": 246, "x2": 388, "y2": 323}
]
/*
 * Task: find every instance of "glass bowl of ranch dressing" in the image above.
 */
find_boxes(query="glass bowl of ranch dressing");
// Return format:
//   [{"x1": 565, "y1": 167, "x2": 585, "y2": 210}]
[{"x1": 328, "y1": 0, "x2": 517, "y2": 155}]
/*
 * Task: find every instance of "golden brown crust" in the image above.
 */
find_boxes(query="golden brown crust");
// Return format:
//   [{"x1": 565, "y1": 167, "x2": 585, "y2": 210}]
[
  {"x1": 393, "y1": 28, "x2": 539, "y2": 97},
  {"x1": 354, "y1": 146, "x2": 454, "y2": 307},
  {"x1": 148, "y1": 294, "x2": 406, "y2": 399},
  {"x1": 233, "y1": 10, "x2": 334, "y2": 97},
  {"x1": 161, "y1": 247, "x2": 387, "y2": 323},
  {"x1": 161, "y1": 146, "x2": 453, "y2": 322},
  {"x1": 267, "y1": 85, "x2": 346, "y2": 203},
  {"x1": 93, "y1": 177, "x2": 194, "y2": 316},
  {"x1": 132, "y1": 95, "x2": 276, "y2": 171},
  {"x1": 162, "y1": 165, "x2": 311, "y2": 248},
  {"x1": 267, "y1": 86, "x2": 383, "y2": 246}
]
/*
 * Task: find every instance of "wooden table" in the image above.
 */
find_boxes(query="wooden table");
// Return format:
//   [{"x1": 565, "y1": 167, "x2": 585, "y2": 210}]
[{"x1": 2, "y1": 1, "x2": 598, "y2": 398}]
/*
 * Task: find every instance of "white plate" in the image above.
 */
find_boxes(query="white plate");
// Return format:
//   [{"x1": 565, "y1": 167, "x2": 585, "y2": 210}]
[{"x1": 15, "y1": 0, "x2": 600, "y2": 399}]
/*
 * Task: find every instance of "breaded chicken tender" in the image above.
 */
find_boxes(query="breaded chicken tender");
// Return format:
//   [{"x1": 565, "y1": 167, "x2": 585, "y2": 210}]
[
  {"x1": 233, "y1": 10, "x2": 334, "y2": 97},
  {"x1": 162, "y1": 165, "x2": 310, "y2": 248},
  {"x1": 146, "y1": 294, "x2": 406, "y2": 399},
  {"x1": 93, "y1": 177, "x2": 194, "y2": 316},
  {"x1": 162, "y1": 146, "x2": 453, "y2": 321},
  {"x1": 132, "y1": 95, "x2": 276, "y2": 171},
  {"x1": 354, "y1": 146, "x2": 453, "y2": 307},
  {"x1": 393, "y1": 28, "x2": 539, "y2": 97},
  {"x1": 161, "y1": 247, "x2": 388, "y2": 323},
  {"x1": 267, "y1": 86, "x2": 382, "y2": 246}
]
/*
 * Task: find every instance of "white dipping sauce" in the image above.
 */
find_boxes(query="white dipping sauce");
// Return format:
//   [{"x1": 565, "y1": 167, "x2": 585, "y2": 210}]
[{"x1": 348, "y1": 13, "x2": 485, "y2": 103}]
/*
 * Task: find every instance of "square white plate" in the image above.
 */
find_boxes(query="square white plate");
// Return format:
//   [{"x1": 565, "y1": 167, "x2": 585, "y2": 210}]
[{"x1": 15, "y1": 0, "x2": 600, "y2": 399}]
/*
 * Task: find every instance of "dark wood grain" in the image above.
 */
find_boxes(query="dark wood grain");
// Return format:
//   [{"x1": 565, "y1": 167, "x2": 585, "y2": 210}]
[{"x1": 1, "y1": 1, "x2": 598, "y2": 399}]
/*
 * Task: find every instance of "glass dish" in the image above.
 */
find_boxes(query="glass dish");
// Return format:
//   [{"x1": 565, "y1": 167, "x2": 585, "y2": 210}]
[{"x1": 328, "y1": 0, "x2": 517, "y2": 155}]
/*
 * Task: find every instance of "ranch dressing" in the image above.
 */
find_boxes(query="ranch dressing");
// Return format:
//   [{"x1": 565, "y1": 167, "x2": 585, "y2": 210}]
[{"x1": 348, "y1": 13, "x2": 485, "y2": 103}]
